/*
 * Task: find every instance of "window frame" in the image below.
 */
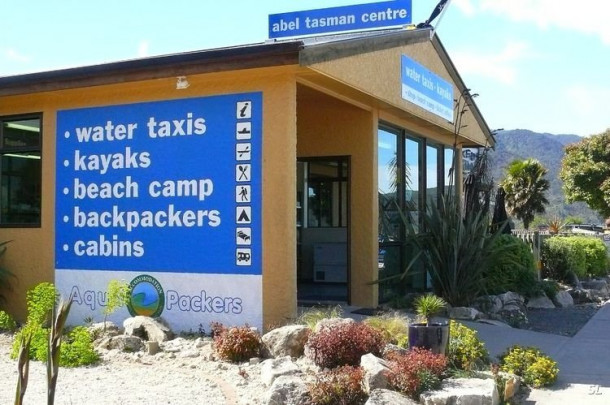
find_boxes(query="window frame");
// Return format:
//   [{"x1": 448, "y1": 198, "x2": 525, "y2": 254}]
[
  {"x1": 377, "y1": 122, "x2": 454, "y2": 296},
  {"x1": 0, "y1": 113, "x2": 43, "y2": 228}
]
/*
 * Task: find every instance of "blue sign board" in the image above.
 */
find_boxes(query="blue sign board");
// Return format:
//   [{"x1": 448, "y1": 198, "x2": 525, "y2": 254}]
[
  {"x1": 56, "y1": 93, "x2": 262, "y2": 275},
  {"x1": 401, "y1": 55, "x2": 454, "y2": 122},
  {"x1": 269, "y1": 0, "x2": 412, "y2": 39}
]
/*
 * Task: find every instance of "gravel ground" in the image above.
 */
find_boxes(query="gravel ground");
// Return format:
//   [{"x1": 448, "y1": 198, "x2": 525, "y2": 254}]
[
  {"x1": 521, "y1": 303, "x2": 600, "y2": 337},
  {"x1": 0, "y1": 333, "x2": 268, "y2": 405},
  {"x1": 0, "y1": 305, "x2": 599, "y2": 404}
]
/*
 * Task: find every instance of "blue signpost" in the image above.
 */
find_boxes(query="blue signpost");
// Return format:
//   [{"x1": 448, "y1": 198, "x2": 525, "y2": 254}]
[
  {"x1": 269, "y1": 0, "x2": 412, "y2": 39},
  {"x1": 401, "y1": 54, "x2": 454, "y2": 122},
  {"x1": 56, "y1": 93, "x2": 263, "y2": 329}
]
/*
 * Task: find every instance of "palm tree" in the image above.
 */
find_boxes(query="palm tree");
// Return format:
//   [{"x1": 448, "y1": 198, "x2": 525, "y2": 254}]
[{"x1": 500, "y1": 158, "x2": 550, "y2": 229}]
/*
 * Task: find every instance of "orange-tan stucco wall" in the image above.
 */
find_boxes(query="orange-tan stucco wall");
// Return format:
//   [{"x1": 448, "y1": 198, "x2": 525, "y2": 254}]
[{"x1": 297, "y1": 88, "x2": 379, "y2": 307}]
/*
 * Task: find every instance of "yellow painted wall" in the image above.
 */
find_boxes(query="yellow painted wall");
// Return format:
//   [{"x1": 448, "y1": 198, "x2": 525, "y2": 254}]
[
  {"x1": 0, "y1": 67, "x2": 298, "y2": 328},
  {"x1": 305, "y1": 40, "x2": 489, "y2": 147},
  {"x1": 297, "y1": 86, "x2": 378, "y2": 307}
]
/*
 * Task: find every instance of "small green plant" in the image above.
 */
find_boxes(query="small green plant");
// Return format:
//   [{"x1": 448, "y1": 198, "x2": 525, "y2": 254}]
[
  {"x1": 547, "y1": 216, "x2": 566, "y2": 234},
  {"x1": 0, "y1": 310, "x2": 17, "y2": 332},
  {"x1": 60, "y1": 326, "x2": 100, "y2": 367},
  {"x1": 307, "y1": 366, "x2": 367, "y2": 405},
  {"x1": 26, "y1": 282, "x2": 58, "y2": 325},
  {"x1": 297, "y1": 305, "x2": 343, "y2": 330},
  {"x1": 211, "y1": 323, "x2": 261, "y2": 362},
  {"x1": 305, "y1": 322, "x2": 385, "y2": 369},
  {"x1": 385, "y1": 347, "x2": 448, "y2": 398},
  {"x1": 103, "y1": 279, "x2": 130, "y2": 331},
  {"x1": 414, "y1": 294, "x2": 447, "y2": 325},
  {"x1": 363, "y1": 311, "x2": 410, "y2": 347},
  {"x1": 538, "y1": 279, "x2": 560, "y2": 300},
  {"x1": 448, "y1": 320, "x2": 489, "y2": 371},
  {"x1": 500, "y1": 345, "x2": 559, "y2": 388}
]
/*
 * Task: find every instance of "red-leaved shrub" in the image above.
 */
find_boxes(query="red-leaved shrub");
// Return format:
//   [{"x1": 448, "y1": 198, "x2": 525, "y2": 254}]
[
  {"x1": 308, "y1": 366, "x2": 367, "y2": 405},
  {"x1": 305, "y1": 322, "x2": 385, "y2": 368},
  {"x1": 211, "y1": 323, "x2": 261, "y2": 362},
  {"x1": 386, "y1": 347, "x2": 448, "y2": 398}
]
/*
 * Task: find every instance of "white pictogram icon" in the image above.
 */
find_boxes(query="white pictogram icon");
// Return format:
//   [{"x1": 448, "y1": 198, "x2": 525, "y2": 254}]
[
  {"x1": 236, "y1": 185, "x2": 251, "y2": 203},
  {"x1": 236, "y1": 248, "x2": 252, "y2": 266},
  {"x1": 236, "y1": 101, "x2": 252, "y2": 119},
  {"x1": 236, "y1": 206, "x2": 252, "y2": 224},
  {"x1": 236, "y1": 122, "x2": 251, "y2": 140},
  {"x1": 236, "y1": 164, "x2": 251, "y2": 182},
  {"x1": 236, "y1": 227, "x2": 252, "y2": 245},
  {"x1": 236, "y1": 143, "x2": 251, "y2": 161}
]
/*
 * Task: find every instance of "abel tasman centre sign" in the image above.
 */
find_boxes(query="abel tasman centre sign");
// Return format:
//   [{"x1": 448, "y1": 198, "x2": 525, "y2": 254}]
[
  {"x1": 269, "y1": 0, "x2": 412, "y2": 38},
  {"x1": 56, "y1": 93, "x2": 262, "y2": 330}
]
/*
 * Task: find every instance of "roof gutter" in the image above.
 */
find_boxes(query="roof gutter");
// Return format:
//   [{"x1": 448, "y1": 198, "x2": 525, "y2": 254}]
[{"x1": 0, "y1": 41, "x2": 303, "y2": 97}]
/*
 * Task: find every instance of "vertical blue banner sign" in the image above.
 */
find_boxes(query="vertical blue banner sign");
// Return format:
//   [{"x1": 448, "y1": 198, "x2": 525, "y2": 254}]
[
  {"x1": 56, "y1": 93, "x2": 263, "y2": 330},
  {"x1": 401, "y1": 54, "x2": 454, "y2": 122},
  {"x1": 269, "y1": 0, "x2": 412, "y2": 38}
]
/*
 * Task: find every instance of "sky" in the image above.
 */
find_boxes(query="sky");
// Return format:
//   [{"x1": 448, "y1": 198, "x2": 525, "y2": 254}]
[{"x1": 1, "y1": 0, "x2": 609, "y2": 137}]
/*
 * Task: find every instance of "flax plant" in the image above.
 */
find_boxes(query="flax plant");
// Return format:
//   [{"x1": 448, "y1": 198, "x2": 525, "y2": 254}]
[
  {"x1": 47, "y1": 299, "x2": 72, "y2": 405},
  {"x1": 14, "y1": 332, "x2": 32, "y2": 405}
]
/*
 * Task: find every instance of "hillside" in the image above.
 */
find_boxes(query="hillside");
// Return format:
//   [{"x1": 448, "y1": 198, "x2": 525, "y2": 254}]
[{"x1": 487, "y1": 129, "x2": 602, "y2": 225}]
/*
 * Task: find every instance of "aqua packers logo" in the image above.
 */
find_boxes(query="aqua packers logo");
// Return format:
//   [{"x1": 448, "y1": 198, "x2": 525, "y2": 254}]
[{"x1": 127, "y1": 274, "x2": 165, "y2": 317}]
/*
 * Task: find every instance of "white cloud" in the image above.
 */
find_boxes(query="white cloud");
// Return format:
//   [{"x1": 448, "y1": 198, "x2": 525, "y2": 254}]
[
  {"x1": 471, "y1": 0, "x2": 610, "y2": 45},
  {"x1": 137, "y1": 41, "x2": 149, "y2": 58},
  {"x1": 451, "y1": 41, "x2": 531, "y2": 84},
  {"x1": 562, "y1": 84, "x2": 610, "y2": 135},
  {"x1": 4, "y1": 48, "x2": 30, "y2": 63},
  {"x1": 452, "y1": 0, "x2": 476, "y2": 17}
]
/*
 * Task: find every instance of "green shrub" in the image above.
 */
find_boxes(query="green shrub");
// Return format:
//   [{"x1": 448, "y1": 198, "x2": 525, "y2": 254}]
[
  {"x1": 542, "y1": 236, "x2": 587, "y2": 281},
  {"x1": 542, "y1": 236, "x2": 608, "y2": 280},
  {"x1": 211, "y1": 323, "x2": 261, "y2": 362},
  {"x1": 11, "y1": 283, "x2": 98, "y2": 367},
  {"x1": 0, "y1": 310, "x2": 17, "y2": 332},
  {"x1": 363, "y1": 312, "x2": 410, "y2": 347},
  {"x1": 60, "y1": 326, "x2": 99, "y2": 367},
  {"x1": 104, "y1": 279, "x2": 130, "y2": 320},
  {"x1": 26, "y1": 282, "x2": 58, "y2": 325},
  {"x1": 569, "y1": 236, "x2": 608, "y2": 277},
  {"x1": 448, "y1": 321, "x2": 489, "y2": 371},
  {"x1": 500, "y1": 345, "x2": 559, "y2": 388},
  {"x1": 307, "y1": 366, "x2": 367, "y2": 405},
  {"x1": 538, "y1": 279, "x2": 560, "y2": 300},
  {"x1": 482, "y1": 235, "x2": 539, "y2": 297},
  {"x1": 305, "y1": 322, "x2": 385, "y2": 369},
  {"x1": 386, "y1": 347, "x2": 448, "y2": 398},
  {"x1": 297, "y1": 305, "x2": 343, "y2": 330},
  {"x1": 12, "y1": 323, "x2": 49, "y2": 361}
]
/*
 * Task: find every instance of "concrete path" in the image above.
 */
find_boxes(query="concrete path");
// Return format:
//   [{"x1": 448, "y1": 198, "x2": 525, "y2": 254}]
[
  {"x1": 343, "y1": 303, "x2": 610, "y2": 403},
  {"x1": 465, "y1": 302, "x2": 610, "y2": 404}
]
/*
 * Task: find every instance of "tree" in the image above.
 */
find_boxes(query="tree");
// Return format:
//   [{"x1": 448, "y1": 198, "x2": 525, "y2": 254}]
[
  {"x1": 500, "y1": 158, "x2": 550, "y2": 229},
  {"x1": 560, "y1": 130, "x2": 610, "y2": 219}
]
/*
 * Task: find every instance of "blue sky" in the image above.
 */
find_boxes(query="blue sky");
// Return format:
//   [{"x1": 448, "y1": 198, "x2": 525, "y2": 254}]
[{"x1": 1, "y1": 0, "x2": 608, "y2": 137}]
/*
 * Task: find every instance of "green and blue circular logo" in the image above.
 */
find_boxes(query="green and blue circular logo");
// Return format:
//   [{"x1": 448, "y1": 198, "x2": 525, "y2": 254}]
[{"x1": 127, "y1": 274, "x2": 165, "y2": 317}]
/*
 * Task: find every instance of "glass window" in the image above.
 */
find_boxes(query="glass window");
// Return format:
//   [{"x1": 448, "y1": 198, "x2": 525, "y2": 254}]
[
  {"x1": 0, "y1": 116, "x2": 42, "y2": 226},
  {"x1": 405, "y1": 137, "x2": 420, "y2": 229},
  {"x1": 378, "y1": 129, "x2": 399, "y2": 241},
  {"x1": 426, "y1": 145, "x2": 439, "y2": 206},
  {"x1": 444, "y1": 147, "x2": 455, "y2": 195},
  {"x1": 378, "y1": 124, "x2": 455, "y2": 300},
  {"x1": 306, "y1": 159, "x2": 347, "y2": 228}
]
